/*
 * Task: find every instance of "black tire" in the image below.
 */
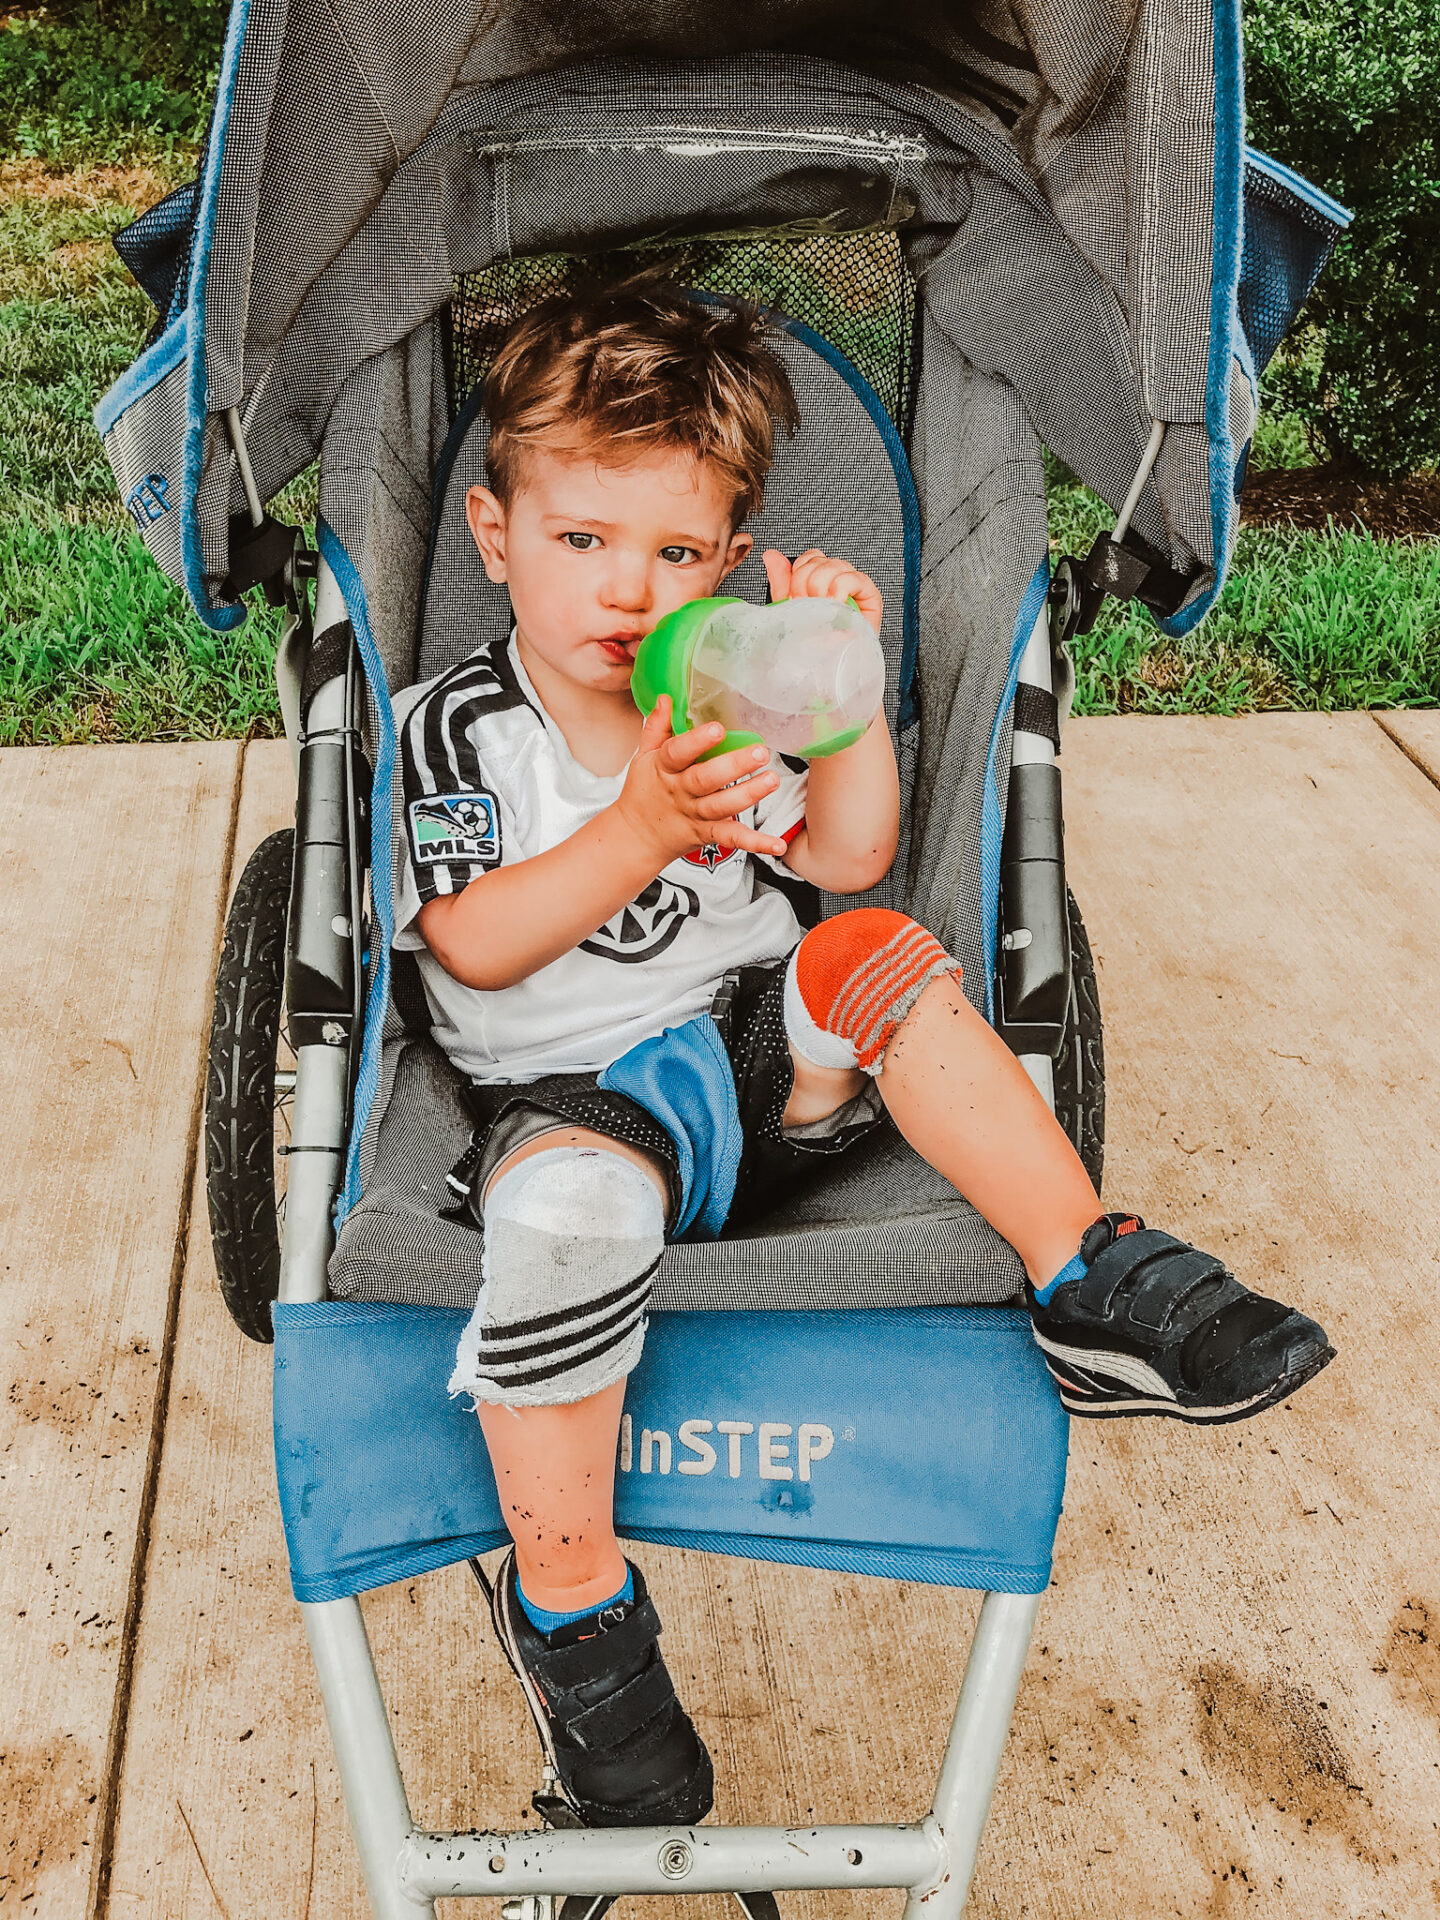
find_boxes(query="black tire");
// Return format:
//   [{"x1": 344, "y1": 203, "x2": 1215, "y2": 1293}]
[
  {"x1": 205, "y1": 829, "x2": 295, "y2": 1343},
  {"x1": 1053, "y1": 887, "x2": 1105, "y2": 1196}
]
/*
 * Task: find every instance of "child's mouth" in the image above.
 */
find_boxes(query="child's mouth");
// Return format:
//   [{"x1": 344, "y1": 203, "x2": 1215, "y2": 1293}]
[{"x1": 596, "y1": 634, "x2": 642, "y2": 664}]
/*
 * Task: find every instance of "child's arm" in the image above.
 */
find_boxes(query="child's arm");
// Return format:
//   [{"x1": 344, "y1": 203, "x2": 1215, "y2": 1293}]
[
  {"x1": 416, "y1": 700, "x2": 787, "y2": 990},
  {"x1": 760, "y1": 549, "x2": 900, "y2": 895}
]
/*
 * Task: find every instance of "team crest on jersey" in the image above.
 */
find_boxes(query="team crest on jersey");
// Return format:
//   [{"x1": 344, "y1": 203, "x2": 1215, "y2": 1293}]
[
  {"x1": 408, "y1": 791, "x2": 501, "y2": 868},
  {"x1": 682, "y1": 842, "x2": 738, "y2": 872},
  {"x1": 580, "y1": 876, "x2": 701, "y2": 964}
]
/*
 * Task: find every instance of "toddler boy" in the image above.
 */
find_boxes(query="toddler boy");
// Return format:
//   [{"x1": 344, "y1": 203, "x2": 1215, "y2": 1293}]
[{"x1": 392, "y1": 282, "x2": 1333, "y2": 1830}]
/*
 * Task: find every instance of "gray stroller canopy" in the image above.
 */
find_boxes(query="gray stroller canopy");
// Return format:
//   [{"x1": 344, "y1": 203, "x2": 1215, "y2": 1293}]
[{"x1": 97, "y1": 0, "x2": 1335, "y2": 675}]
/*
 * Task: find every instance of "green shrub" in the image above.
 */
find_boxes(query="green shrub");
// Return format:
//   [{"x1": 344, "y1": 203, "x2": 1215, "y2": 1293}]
[
  {"x1": 0, "y1": 4, "x2": 215, "y2": 160},
  {"x1": 1244, "y1": 1, "x2": 1440, "y2": 481}
]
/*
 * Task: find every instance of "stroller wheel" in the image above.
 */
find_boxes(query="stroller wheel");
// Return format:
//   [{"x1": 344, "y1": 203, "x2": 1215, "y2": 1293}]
[
  {"x1": 1052, "y1": 887, "x2": 1105, "y2": 1195},
  {"x1": 205, "y1": 828, "x2": 295, "y2": 1342}
]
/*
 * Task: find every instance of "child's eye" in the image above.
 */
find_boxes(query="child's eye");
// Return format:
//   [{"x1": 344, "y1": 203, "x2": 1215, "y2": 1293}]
[
  {"x1": 563, "y1": 532, "x2": 597, "y2": 550},
  {"x1": 659, "y1": 544, "x2": 698, "y2": 565}
]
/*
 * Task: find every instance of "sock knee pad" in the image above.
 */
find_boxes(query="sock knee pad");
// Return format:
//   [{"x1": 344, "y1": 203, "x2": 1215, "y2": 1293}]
[
  {"x1": 450, "y1": 1147, "x2": 665, "y2": 1408},
  {"x1": 784, "y1": 908, "x2": 960, "y2": 1074}
]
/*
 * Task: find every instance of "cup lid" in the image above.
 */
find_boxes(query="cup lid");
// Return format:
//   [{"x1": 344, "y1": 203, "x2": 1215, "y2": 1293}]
[{"x1": 630, "y1": 597, "x2": 740, "y2": 732}]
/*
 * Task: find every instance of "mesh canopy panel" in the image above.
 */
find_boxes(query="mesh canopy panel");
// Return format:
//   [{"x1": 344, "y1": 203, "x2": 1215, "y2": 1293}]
[
  {"x1": 1239, "y1": 159, "x2": 1347, "y2": 377},
  {"x1": 446, "y1": 229, "x2": 917, "y2": 432}
]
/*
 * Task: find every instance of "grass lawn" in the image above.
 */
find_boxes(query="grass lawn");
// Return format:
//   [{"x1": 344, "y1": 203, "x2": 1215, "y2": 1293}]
[
  {"x1": 1052, "y1": 460, "x2": 1440, "y2": 714},
  {"x1": 0, "y1": 152, "x2": 293, "y2": 743},
  {"x1": 0, "y1": 130, "x2": 1436, "y2": 740}
]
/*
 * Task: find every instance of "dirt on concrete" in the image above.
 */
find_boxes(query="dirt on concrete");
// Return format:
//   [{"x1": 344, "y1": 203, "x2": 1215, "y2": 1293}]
[
  {"x1": 1379, "y1": 1597, "x2": 1440, "y2": 1713},
  {"x1": 1189, "y1": 1660, "x2": 1374, "y2": 1863}
]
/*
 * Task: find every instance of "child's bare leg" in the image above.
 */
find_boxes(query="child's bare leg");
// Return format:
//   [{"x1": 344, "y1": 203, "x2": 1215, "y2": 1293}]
[
  {"x1": 477, "y1": 1378, "x2": 628, "y2": 1613},
  {"x1": 782, "y1": 909, "x2": 1096, "y2": 1279},
  {"x1": 877, "y1": 973, "x2": 1100, "y2": 1284},
  {"x1": 459, "y1": 1128, "x2": 713, "y2": 1824},
  {"x1": 787, "y1": 979, "x2": 1097, "y2": 1283},
  {"x1": 784, "y1": 909, "x2": 1332, "y2": 1422},
  {"x1": 458, "y1": 1127, "x2": 669, "y2": 1616}
]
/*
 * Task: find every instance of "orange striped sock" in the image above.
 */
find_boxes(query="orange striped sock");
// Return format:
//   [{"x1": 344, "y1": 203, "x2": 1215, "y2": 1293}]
[{"x1": 793, "y1": 909, "x2": 961, "y2": 1072}]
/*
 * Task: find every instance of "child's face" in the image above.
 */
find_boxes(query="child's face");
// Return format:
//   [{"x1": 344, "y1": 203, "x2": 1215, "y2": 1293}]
[{"x1": 465, "y1": 446, "x2": 752, "y2": 697}]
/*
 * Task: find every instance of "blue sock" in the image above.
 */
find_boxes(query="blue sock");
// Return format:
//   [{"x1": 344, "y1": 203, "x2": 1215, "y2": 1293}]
[
  {"x1": 516, "y1": 1565, "x2": 634, "y2": 1636},
  {"x1": 1032, "y1": 1250, "x2": 1087, "y2": 1307}
]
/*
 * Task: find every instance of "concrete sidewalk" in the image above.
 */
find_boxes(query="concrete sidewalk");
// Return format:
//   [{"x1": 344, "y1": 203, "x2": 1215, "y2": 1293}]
[{"x1": 4, "y1": 714, "x2": 1439, "y2": 1920}]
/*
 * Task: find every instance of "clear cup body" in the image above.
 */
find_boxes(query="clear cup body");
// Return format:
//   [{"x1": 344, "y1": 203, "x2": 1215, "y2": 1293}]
[{"x1": 686, "y1": 599, "x2": 886, "y2": 757}]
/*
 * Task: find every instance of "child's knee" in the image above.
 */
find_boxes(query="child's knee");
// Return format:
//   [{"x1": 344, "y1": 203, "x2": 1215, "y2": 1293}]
[
  {"x1": 450, "y1": 1146, "x2": 665, "y2": 1409},
  {"x1": 785, "y1": 909, "x2": 961, "y2": 1075}
]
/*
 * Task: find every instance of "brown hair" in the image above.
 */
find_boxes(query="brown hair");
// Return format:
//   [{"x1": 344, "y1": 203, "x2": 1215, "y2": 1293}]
[{"x1": 482, "y1": 278, "x2": 800, "y2": 521}]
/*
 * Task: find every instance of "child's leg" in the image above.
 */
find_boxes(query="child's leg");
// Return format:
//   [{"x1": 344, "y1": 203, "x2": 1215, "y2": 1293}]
[
  {"x1": 876, "y1": 972, "x2": 1100, "y2": 1285},
  {"x1": 457, "y1": 1127, "x2": 713, "y2": 1826},
  {"x1": 785, "y1": 910, "x2": 1333, "y2": 1421},
  {"x1": 476, "y1": 1379, "x2": 629, "y2": 1615},
  {"x1": 461, "y1": 1127, "x2": 665, "y2": 1616},
  {"x1": 783, "y1": 908, "x2": 1097, "y2": 1278}
]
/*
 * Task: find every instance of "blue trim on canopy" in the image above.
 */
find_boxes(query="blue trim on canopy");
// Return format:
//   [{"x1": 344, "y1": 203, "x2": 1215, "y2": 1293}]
[
  {"x1": 1161, "y1": 0, "x2": 1245, "y2": 640},
  {"x1": 1244, "y1": 147, "x2": 1352, "y2": 230},
  {"x1": 317, "y1": 522, "x2": 399, "y2": 1221},
  {"x1": 94, "y1": 316, "x2": 187, "y2": 438},
  {"x1": 178, "y1": 0, "x2": 253, "y2": 634},
  {"x1": 980, "y1": 558, "x2": 1050, "y2": 1021},
  {"x1": 774, "y1": 316, "x2": 923, "y2": 731}
]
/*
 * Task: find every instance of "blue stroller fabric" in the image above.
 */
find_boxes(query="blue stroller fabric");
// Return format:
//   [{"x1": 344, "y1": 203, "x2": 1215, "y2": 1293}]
[{"x1": 273, "y1": 1303, "x2": 1068, "y2": 1604}]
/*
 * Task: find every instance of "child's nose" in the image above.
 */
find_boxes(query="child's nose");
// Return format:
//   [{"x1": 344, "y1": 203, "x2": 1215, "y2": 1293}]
[{"x1": 602, "y1": 554, "x2": 651, "y2": 612}]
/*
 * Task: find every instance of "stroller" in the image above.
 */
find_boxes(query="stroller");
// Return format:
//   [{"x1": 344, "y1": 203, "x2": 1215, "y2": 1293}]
[{"x1": 100, "y1": 4, "x2": 1346, "y2": 1914}]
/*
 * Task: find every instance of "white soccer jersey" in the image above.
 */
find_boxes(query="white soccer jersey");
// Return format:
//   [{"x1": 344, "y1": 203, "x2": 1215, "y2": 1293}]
[{"x1": 393, "y1": 636, "x2": 809, "y2": 1084}]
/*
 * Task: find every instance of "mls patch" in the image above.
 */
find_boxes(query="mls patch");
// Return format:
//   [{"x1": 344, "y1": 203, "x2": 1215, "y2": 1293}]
[{"x1": 407, "y1": 791, "x2": 501, "y2": 868}]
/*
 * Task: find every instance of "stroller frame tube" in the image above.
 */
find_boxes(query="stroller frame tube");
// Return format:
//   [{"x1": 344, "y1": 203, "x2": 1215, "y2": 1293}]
[
  {"x1": 294, "y1": 1585, "x2": 1039, "y2": 1918},
  {"x1": 275, "y1": 558, "x2": 1054, "y2": 1918},
  {"x1": 1011, "y1": 597, "x2": 1063, "y2": 1108}
]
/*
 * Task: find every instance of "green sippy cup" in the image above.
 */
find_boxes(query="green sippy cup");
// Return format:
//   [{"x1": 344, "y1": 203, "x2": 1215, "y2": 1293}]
[{"x1": 631, "y1": 596, "x2": 886, "y2": 761}]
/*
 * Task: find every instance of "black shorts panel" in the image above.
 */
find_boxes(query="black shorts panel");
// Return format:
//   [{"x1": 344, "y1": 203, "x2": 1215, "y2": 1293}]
[
  {"x1": 456, "y1": 956, "x2": 887, "y2": 1239},
  {"x1": 715, "y1": 961, "x2": 889, "y2": 1233}
]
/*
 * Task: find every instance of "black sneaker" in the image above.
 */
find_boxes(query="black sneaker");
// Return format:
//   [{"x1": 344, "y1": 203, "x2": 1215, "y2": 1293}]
[
  {"x1": 1027, "y1": 1213, "x2": 1335, "y2": 1423},
  {"x1": 485, "y1": 1549, "x2": 714, "y2": 1828}
]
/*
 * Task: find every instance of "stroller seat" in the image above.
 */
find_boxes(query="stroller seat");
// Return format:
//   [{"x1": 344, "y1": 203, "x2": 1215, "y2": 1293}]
[
  {"x1": 329, "y1": 1031, "x2": 1026, "y2": 1311},
  {"x1": 331, "y1": 297, "x2": 1026, "y2": 1317}
]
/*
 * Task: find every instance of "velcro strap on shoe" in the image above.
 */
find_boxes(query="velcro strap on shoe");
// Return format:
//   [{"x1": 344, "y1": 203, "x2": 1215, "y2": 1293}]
[
  {"x1": 532, "y1": 1598, "x2": 662, "y2": 1691},
  {"x1": 567, "y1": 1656, "x2": 675, "y2": 1753},
  {"x1": 1079, "y1": 1230, "x2": 1234, "y2": 1329}
]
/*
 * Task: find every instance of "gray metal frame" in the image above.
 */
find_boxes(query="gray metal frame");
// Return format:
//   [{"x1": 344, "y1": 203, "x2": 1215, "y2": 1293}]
[{"x1": 273, "y1": 556, "x2": 1056, "y2": 1919}]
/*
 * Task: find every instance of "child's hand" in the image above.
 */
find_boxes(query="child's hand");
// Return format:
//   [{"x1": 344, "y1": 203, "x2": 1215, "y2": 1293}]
[
  {"x1": 762, "y1": 548, "x2": 883, "y2": 633},
  {"x1": 613, "y1": 697, "x2": 790, "y2": 867}
]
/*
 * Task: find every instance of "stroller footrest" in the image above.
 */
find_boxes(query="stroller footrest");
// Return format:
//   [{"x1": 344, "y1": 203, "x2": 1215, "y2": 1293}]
[{"x1": 272, "y1": 1304, "x2": 1068, "y2": 1603}]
